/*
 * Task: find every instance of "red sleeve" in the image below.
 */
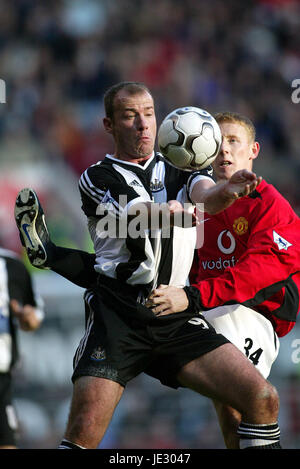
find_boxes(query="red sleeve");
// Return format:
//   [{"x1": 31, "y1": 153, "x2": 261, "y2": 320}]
[{"x1": 191, "y1": 187, "x2": 300, "y2": 310}]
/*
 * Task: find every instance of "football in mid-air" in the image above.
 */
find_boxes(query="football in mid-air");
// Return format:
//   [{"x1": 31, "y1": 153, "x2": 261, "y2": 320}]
[{"x1": 157, "y1": 106, "x2": 222, "y2": 171}]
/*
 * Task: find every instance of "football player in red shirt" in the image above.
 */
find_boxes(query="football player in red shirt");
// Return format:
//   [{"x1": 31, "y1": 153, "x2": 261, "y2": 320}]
[{"x1": 149, "y1": 112, "x2": 300, "y2": 448}]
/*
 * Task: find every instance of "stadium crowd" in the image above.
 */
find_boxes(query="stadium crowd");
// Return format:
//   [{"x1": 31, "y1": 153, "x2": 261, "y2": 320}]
[
  {"x1": 0, "y1": 0, "x2": 299, "y2": 198},
  {"x1": 0, "y1": 0, "x2": 300, "y2": 449}
]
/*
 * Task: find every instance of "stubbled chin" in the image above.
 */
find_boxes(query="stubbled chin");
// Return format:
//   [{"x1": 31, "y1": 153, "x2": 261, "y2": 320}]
[{"x1": 136, "y1": 142, "x2": 153, "y2": 157}]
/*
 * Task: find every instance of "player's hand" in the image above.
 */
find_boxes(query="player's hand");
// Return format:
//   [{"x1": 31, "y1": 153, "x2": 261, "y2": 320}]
[
  {"x1": 226, "y1": 169, "x2": 262, "y2": 199},
  {"x1": 127, "y1": 200, "x2": 197, "y2": 230},
  {"x1": 10, "y1": 299, "x2": 42, "y2": 331},
  {"x1": 168, "y1": 200, "x2": 197, "y2": 228},
  {"x1": 146, "y1": 285, "x2": 189, "y2": 316}
]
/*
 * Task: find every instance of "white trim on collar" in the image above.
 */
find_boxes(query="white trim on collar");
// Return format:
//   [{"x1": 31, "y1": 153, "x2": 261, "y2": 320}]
[{"x1": 105, "y1": 152, "x2": 155, "y2": 170}]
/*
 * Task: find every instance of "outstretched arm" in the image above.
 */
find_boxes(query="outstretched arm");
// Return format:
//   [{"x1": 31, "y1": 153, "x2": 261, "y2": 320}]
[
  {"x1": 148, "y1": 186, "x2": 300, "y2": 336},
  {"x1": 190, "y1": 169, "x2": 262, "y2": 214}
]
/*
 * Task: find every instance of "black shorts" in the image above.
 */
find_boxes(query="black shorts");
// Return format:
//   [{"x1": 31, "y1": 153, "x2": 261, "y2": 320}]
[
  {"x1": 72, "y1": 289, "x2": 229, "y2": 389},
  {"x1": 0, "y1": 373, "x2": 18, "y2": 446}
]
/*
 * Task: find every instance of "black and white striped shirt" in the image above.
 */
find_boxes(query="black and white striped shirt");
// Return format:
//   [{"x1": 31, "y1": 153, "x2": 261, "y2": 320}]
[
  {"x1": 0, "y1": 248, "x2": 44, "y2": 372},
  {"x1": 79, "y1": 152, "x2": 213, "y2": 295}
]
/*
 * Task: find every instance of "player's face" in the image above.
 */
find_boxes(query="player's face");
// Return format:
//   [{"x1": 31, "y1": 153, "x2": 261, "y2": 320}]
[
  {"x1": 212, "y1": 122, "x2": 260, "y2": 181},
  {"x1": 104, "y1": 89, "x2": 157, "y2": 163}
]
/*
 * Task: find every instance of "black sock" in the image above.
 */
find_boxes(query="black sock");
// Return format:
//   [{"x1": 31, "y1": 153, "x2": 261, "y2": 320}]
[{"x1": 47, "y1": 245, "x2": 97, "y2": 288}]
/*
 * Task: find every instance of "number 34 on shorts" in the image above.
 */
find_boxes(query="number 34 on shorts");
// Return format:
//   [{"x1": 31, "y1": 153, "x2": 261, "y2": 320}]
[{"x1": 244, "y1": 337, "x2": 263, "y2": 365}]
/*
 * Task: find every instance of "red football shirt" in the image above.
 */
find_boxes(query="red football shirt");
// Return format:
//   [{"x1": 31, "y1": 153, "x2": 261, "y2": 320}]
[{"x1": 190, "y1": 180, "x2": 300, "y2": 337}]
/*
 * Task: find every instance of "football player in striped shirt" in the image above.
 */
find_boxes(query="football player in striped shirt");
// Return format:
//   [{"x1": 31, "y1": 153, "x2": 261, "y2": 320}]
[
  {"x1": 0, "y1": 246, "x2": 44, "y2": 448},
  {"x1": 15, "y1": 83, "x2": 281, "y2": 449}
]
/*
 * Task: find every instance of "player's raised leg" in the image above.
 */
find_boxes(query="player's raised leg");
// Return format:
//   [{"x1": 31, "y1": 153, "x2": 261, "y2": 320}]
[
  {"x1": 177, "y1": 343, "x2": 280, "y2": 449},
  {"x1": 15, "y1": 188, "x2": 50, "y2": 269},
  {"x1": 15, "y1": 188, "x2": 97, "y2": 288}
]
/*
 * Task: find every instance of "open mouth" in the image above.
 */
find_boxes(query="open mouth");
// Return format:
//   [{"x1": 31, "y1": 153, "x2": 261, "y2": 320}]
[{"x1": 220, "y1": 161, "x2": 232, "y2": 167}]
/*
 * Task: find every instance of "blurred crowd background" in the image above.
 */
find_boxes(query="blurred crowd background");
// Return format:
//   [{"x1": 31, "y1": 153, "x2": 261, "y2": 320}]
[{"x1": 0, "y1": 0, "x2": 300, "y2": 449}]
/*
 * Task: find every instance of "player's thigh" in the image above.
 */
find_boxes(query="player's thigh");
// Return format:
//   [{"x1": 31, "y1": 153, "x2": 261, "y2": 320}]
[
  {"x1": 69, "y1": 376, "x2": 124, "y2": 419},
  {"x1": 177, "y1": 342, "x2": 269, "y2": 411}
]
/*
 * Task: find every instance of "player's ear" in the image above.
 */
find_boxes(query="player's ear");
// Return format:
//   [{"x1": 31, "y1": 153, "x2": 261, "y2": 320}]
[
  {"x1": 250, "y1": 141, "x2": 260, "y2": 161},
  {"x1": 103, "y1": 117, "x2": 113, "y2": 134}
]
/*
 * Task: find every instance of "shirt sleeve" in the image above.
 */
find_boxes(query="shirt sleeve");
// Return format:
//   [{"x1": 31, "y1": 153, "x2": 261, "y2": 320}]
[
  {"x1": 186, "y1": 165, "x2": 214, "y2": 200},
  {"x1": 79, "y1": 164, "x2": 151, "y2": 219},
  {"x1": 187, "y1": 188, "x2": 300, "y2": 312}
]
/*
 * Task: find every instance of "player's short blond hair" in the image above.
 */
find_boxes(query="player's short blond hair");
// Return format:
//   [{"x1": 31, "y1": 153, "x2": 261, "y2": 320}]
[{"x1": 214, "y1": 111, "x2": 256, "y2": 142}]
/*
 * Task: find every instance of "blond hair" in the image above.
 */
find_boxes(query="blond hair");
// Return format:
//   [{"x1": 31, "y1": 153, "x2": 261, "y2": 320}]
[{"x1": 214, "y1": 111, "x2": 256, "y2": 142}]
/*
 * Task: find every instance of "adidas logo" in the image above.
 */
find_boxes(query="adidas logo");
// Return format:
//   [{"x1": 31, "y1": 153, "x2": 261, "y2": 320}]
[{"x1": 129, "y1": 180, "x2": 143, "y2": 187}]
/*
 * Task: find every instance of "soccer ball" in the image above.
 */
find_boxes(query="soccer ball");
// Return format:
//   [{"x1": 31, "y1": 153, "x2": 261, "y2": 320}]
[{"x1": 157, "y1": 106, "x2": 222, "y2": 171}]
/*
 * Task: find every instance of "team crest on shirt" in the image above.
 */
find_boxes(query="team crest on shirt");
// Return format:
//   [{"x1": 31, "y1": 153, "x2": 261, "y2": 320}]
[
  {"x1": 273, "y1": 231, "x2": 292, "y2": 250},
  {"x1": 90, "y1": 346, "x2": 106, "y2": 361},
  {"x1": 150, "y1": 178, "x2": 164, "y2": 192},
  {"x1": 233, "y1": 217, "x2": 248, "y2": 235}
]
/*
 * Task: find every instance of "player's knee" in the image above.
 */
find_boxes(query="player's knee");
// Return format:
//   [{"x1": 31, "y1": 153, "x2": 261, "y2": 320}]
[{"x1": 254, "y1": 381, "x2": 279, "y2": 417}]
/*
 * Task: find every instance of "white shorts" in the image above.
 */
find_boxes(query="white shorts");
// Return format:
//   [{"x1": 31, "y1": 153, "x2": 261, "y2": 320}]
[{"x1": 202, "y1": 305, "x2": 280, "y2": 379}]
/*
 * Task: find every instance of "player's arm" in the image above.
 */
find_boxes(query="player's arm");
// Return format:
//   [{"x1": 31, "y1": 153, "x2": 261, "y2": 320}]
[
  {"x1": 127, "y1": 199, "x2": 196, "y2": 229},
  {"x1": 190, "y1": 169, "x2": 262, "y2": 214},
  {"x1": 149, "y1": 227, "x2": 299, "y2": 316},
  {"x1": 149, "y1": 191, "x2": 300, "y2": 316},
  {"x1": 188, "y1": 192, "x2": 300, "y2": 313},
  {"x1": 81, "y1": 166, "x2": 196, "y2": 232},
  {"x1": 10, "y1": 300, "x2": 42, "y2": 331}
]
